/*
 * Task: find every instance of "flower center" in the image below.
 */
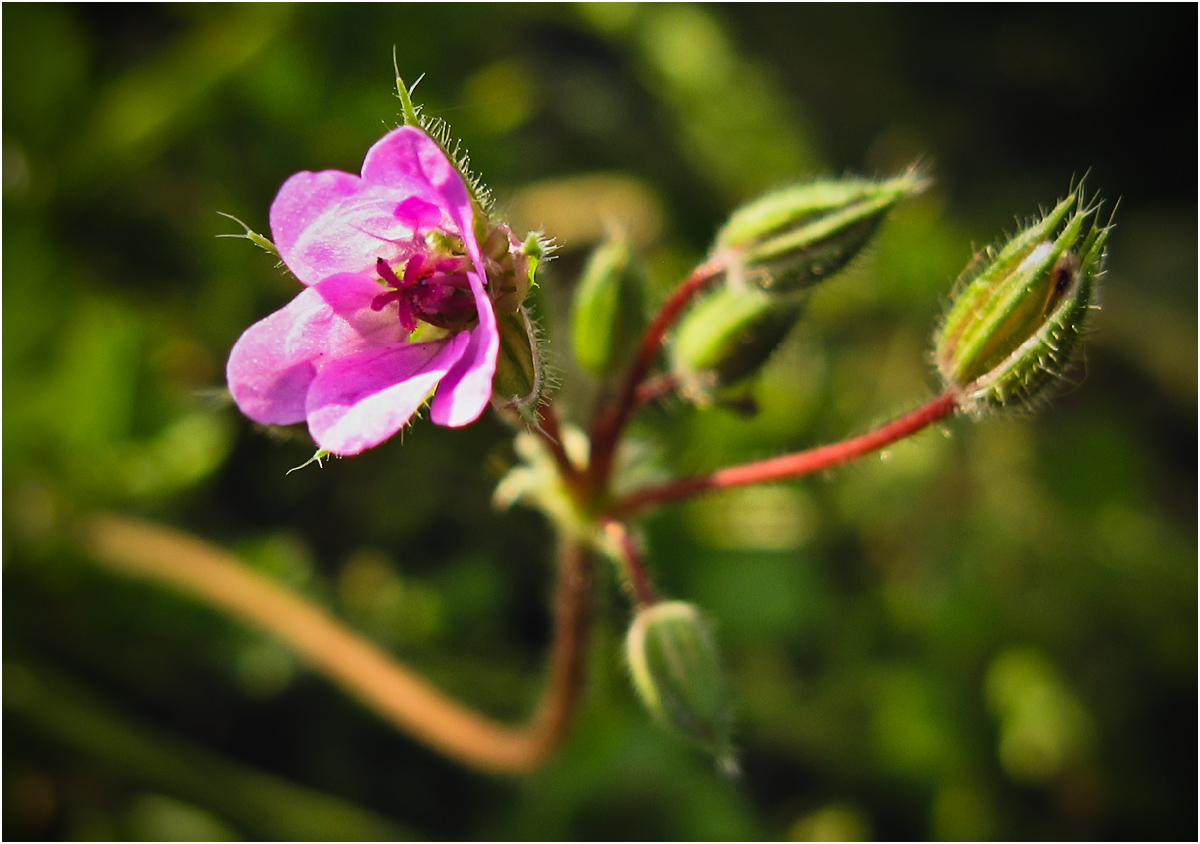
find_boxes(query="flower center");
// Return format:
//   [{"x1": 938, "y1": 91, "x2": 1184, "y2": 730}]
[{"x1": 371, "y1": 254, "x2": 477, "y2": 334}]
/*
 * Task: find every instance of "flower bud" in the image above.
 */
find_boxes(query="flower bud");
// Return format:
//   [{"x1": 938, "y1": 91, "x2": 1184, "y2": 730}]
[
  {"x1": 626, "y1": 601, "x2": 735, "y2": 762},
  {"x1": 570, "y1": 239, "x2": 645, "y2": 376},
  {"x1": 669, "y1": 284, "x2": 806, "y2": 407},
  {"x1": 715, "y1": 169, "x2": 928, "y2": 293},
  {"x1": 934, "y1": 189, "x2": 1110, "y2": 413}
]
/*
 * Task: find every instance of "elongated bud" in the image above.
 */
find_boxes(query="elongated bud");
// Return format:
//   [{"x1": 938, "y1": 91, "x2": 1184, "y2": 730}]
[
  {"x1": 934, "y1": 188, "x2": 1110, "y2": 413},
  {"x1": 626, "y1": 601, "x2": 735, "y2": 764},
  {"x1": 570, "y1": 239, "x2": 645, "y2": 376},
  {"x1": 669, "y1": 284, "x2": 806, "y2": 406},
  {"x1": 716, "y1": 168, "x2": 928, "y2": 293}
]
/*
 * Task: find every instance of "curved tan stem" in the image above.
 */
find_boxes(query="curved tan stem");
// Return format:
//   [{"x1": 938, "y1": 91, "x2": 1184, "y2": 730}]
[{"x1": 83, "y1": 513, "x2": 593, "y2": 776}]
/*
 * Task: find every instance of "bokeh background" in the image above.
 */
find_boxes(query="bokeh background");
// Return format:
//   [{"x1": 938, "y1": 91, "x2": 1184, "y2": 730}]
[{"x1": 4, "y1": 4, "x2": 1195, "y2": 840}]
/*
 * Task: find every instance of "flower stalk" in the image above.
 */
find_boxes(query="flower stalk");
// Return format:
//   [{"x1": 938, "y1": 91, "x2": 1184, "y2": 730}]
[
  {"x1": 608, "y1": 391, "x2": 960, "y2": 516},
  {"x1": 601, "y1": 519, "x2": 658, "y2": 608},
  {"x1": 84, "y1": 512, "x2": 594, "y2": 776},
  {"x1": 588, "y1": 259, "x2": 725, "y2": 492}
]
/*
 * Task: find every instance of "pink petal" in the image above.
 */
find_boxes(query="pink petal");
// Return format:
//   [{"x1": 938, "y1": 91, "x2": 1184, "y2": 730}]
[
  {"x1": 268, "y1": 128, "x2": 470, "y2": 285},
  {"x1": 226, "y1": 274, "x2": 406, "y2": 425},
  {"x1": 428, "y1": 161, "x2": 499, "y2": 428},
  {"x1": 270, "y1": 170, "x2": 363, "y2": 285},
  {"x1": 306, "y1": 332, "x2": 471, "y2": 455},
  {"x1": 361, "y1": 127, "x2": 471, "y2": 213},
  {"x1": 428, "y1": 267, "x2": 499, "y2": 427},
  {"x1": 273, "y1": 190, "x2": 436, "y2": 285}
]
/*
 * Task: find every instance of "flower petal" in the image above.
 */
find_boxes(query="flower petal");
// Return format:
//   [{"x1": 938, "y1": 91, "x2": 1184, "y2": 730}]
[
  {"x1": 306, "y1": 332, "x2": 471, "y2": 455},
  {"x1": 361, "y1": 126, "x2": 471, "y2": 213},
  {"x1": 270, "y1": 170, "x2": 365, "y2": 285},
  {"x1": 269, "y1": 127, "x2": 474, "y2": 286},
  {"x1": 226, "y1": 274, "x2": 406, "y2": 425},
  {"x1": 428, "y1": 159, "x2": 499, "y2": 428},
  {"x1": 429, "y1": 267, "x2": 499, "y2": 427}
]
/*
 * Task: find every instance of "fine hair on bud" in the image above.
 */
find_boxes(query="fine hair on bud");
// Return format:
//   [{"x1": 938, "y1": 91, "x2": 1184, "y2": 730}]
[
  {"x1": 933, "y1": 185, "x2": 1112, "y2": 415},
  {"x1": 715, "y1": 165, "x2": 929, "y2": 294}
]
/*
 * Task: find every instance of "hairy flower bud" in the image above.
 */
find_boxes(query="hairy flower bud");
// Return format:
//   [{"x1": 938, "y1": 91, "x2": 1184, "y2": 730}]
[
  {"x1": 626, "y1": 601, "x2": 735, "y2": 764},
  {"x1": 669, "y1": 284, "x2": 806, "y2": 407},
  {"x1": 715, "y1": 168, "x2": 928, "y2": 293},
  {"x1": 934, "y1": 188, "x2": 1110, "y2": 413},
  {"x1": 571, "y1": 239, "x2": 645, "y2": 376}
]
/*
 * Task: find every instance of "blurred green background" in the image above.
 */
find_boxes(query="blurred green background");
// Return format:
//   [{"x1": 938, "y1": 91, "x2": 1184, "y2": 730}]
[{"x1": 4, "y1": 4, "x2": 1195, "y2": 840}]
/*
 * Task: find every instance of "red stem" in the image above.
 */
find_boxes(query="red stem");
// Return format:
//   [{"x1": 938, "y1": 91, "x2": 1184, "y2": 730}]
[
  {"x1": 601, "y1": 519, "x2": 658, "y2": 608},
  {"x1": 608, "y1": 391, "x2": 959, "y2": 516},
  {"x1": 534, "y1": 400, "x2": 587, "y2": 501},
  {"x1": 588, "y1": 259, "x2": 724, "y2": 492},
  {"x1": 633, "y1": 373, "x2": 678, "y2": 410}
]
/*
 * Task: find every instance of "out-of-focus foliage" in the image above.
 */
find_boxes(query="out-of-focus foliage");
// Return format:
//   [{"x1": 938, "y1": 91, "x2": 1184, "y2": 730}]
[{"x1": 4, "y1": 4, "x2": 1194, "y2": 840}]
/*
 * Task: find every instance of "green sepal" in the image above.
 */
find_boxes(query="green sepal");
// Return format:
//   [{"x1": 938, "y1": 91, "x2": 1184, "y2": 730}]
[
  {"x1": 490, "y1": 306, "x2": 546, "y2": 422},
  {"x1": 217, "y1": 212, "x2": 278, "y2": 256},
  {"x1": 394, "y1": 68, "x2": 493, "y2": 216},
  {"x1": 286, "y1": 449, "x2": 332, "y2": 474}
]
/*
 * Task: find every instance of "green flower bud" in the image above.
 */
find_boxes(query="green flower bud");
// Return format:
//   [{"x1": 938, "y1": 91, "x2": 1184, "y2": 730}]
[
  {"x1": 626, "y1": 601, "x2": 735, "y2": 762},
  {"x1": 669, "y1": 283, "x2": 806, "y2": 406},
  {"x1": 490, "y1": 306, "x2": 546, "y2": 421},
  {"x1": 934, "y1": 188, "x2": 1110, "y2": 413},
  {"x1": 570, "y1": 239, "x2": 646, "y2": 376},
  {"x1": 715, "y1": 169, "x2": 928, "y2": 293}
]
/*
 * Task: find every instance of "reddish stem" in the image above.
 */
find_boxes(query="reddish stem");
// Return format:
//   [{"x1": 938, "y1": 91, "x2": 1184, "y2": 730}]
[
  {"x1": 588, "y1": 259, "x2": 724, "y2": 492},
  {"x1": 601, "y1": 519, "x2": 658, "y2": 608},
  {"x1": 633, "y1": 373, "x2": 678, "y2": 410},
  {"x1": 608, "y1": 391, "x2": 959, "y2": 516},
  {"x1": 533, "y1": 400, "x2": 586, "y2": 500}
]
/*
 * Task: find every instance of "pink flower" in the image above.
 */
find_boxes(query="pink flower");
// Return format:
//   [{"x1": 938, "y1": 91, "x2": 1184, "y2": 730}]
[{"x1": 227, "y1": 126, "x2": 499, "y2": 455}]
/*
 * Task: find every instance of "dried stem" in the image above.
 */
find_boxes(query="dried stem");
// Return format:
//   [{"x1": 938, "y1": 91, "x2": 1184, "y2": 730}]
[
  {"x1": 589, "y1": 259, "x2": 724, "y2": 491},
  {"x1": 609, "y1": 391, "x2": 959, "y2": 516},
  {"x1": 84, "y1": 513, "x2": 593, "y2": 776}
]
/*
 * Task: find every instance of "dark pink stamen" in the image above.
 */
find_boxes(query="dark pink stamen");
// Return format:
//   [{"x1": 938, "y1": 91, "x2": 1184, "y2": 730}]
[
  {"x1": 402, "y1": 254, "x2": 428, "y2": 286},
  {"x1": 373, "y1": 253, "x2": 476, "y2": 334},
  {"x1": 376, "y1": 257, "x2": 403, "y2": 288},
  {"x1": 371, "y1": 289, "x2": 403, "y2": 312}
]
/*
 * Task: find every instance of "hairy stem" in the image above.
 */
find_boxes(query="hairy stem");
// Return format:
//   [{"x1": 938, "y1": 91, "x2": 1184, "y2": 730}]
[
  {"x1": 601, "y1": 519, "x2": 658, "y2": 608},
  {"x1": 84, "y1": 513, "x2": 593, "y2": 776},
  {"x1": 534, "y1": 399, "x2": 586, "y2": 501},
  {"x1": 609, "y1": 391, "x2": 959, "y2": 516},
  {"x1": 589, "y1": 259, "x2": 724, "y2": 491}
]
